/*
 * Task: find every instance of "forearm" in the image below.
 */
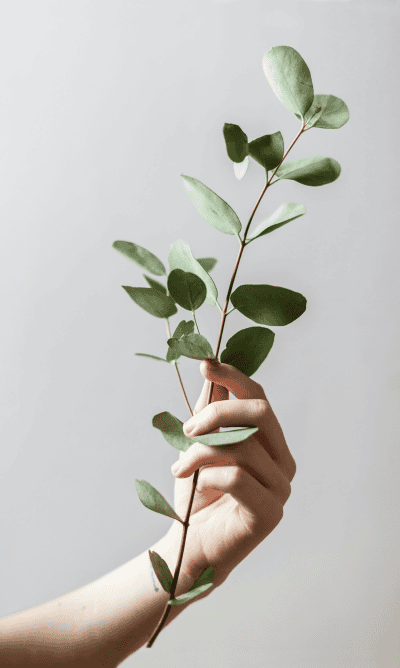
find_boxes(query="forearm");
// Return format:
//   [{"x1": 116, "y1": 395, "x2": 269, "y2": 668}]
[{"x1": 0, "y1": 525, "x2": 203, "y2": 666}]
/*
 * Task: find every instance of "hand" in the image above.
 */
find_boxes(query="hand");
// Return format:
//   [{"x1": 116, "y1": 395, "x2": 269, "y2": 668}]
[{"x1": 162, "y1": 360, "x2": 296, "y2": 591}]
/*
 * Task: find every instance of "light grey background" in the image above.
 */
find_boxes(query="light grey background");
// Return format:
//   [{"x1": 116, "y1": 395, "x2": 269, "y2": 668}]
[{"x1": 1, "y1": 1, "x2": 399, "y2": 666}]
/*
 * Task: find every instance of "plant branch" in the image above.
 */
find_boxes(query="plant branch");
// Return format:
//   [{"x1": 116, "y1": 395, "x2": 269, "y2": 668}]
[
  {"x1": 192, "y1": 311, "x2": 200, "y2": 335},
  {"x1": 166, "y1": 318, "x2": 193, "y2": 416},
  {"x1": 148, "y1": 120, "x2": 305, "y2": 648}
]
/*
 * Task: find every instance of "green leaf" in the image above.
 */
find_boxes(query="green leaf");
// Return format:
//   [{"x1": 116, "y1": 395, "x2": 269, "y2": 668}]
[
  {"x1": 173, "y1": 319, "x2": 195, "y2": 339},
  {"x1": 263, "y1": 46, "x2": 314, "y2": 119},
  {"x1": 148, "y1": 550, "x2": 173, "y2": 593},
  {"x1": 135, "y1": 480, "x2": 183, "y2": 523},
  {"x1": 274, "y1": 157, "x2": 341, "y2": 187},
  {"x1": 135, "y1": 353, "x2": 168, "y2": 363},
  {"x1": 166, "y1": 346, "x2": 181, "y2": 363},
  {"x1": 195, "y1": 427, "x2": 258, "y2": 446},
  {"x1": 122, "y1": 286, "x2": 177, "y2": 319},
  {"x1": 247, "y1": 203, "x2": 306, "y2": 242},
  {"x1": 299, "y1": 94, "x2": 349, "y2": 130},
  {"x1": 248, "y1": 132, "x2": 284, "y2": 171},
  {"x1": 233, "y1": 156, "x2": 249, "y2": 181},
  {"x1": 181, "y1": 175, "x2": 242, "y2": 236},
  {"x1": 168, "y1": 333, "x2": 216, "y2": 360},
  {"x1": 143, "y1": 274, "x2": 167, "y2": 294},
  {"x1": 112, "y1": 241, "x2": 166, "y2": 276},
  {"x1": 196, "y1": 258, "x2": 217, "y2": 273},
  {"x1": 167, "y1": 269, "x2": 207, "y2": 312},
  {"x1": 169, "y1": 240, "x2": 218, "y2": 306},
  {"x1": 152, "y1": 412, "x2": 192, "y2": 452},
  {"x1": 223, "y1": 123, "x2": 249, "y2": 162},
  {"x1": 191, "y1": 566, "x2": 215, "y2": 589},
  {"x1": 168, "y1": 583, "x2": 213, "y2": 605},
  {"x1": 231, "y1": 284, "x2": 307, "y2": 326},
  {"x1": 220, "y1": 327, "x2": 275, "y2": 377}
]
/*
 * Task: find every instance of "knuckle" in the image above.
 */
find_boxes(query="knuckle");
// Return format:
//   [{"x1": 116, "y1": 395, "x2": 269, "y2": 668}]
[
  {"x1": 209, "y1": 401, "x2": 222, "y2": 421},
  {"x1": 252, "y1": 398, "x2": 269, "y2": 421}
]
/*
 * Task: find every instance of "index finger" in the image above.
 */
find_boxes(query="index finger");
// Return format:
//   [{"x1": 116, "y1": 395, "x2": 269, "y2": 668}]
[{"x1": 200, "y1": 360, "x2": 267, "y2": 400}]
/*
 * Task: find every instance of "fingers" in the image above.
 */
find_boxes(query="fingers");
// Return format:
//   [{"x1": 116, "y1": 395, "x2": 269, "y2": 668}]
[
  {"x1": 171, "y1": 440, "x2": 291, "y2": 505},
  {"x1": 184, "y1": 398, "x2": 268, "y2": 437},
  {"x1": 194, "y1": 376, "x2": 228, "y2": 415},
  {"x1": 200, "y1": 360, "x2": 266, "y2": 400},
  {"x1": 195, "y1": 465, "x2": 284, "y2": 535}
]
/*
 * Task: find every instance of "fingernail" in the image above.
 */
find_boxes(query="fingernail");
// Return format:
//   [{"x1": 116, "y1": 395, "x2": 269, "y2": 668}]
[{"x1": 171, "y1": 461, "x2": 181, "y2": 475}]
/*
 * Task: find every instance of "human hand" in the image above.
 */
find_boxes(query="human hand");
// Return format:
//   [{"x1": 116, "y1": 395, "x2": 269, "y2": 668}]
[{"x1": 162, "y1": 360, "x2": 296, "y2": 591}]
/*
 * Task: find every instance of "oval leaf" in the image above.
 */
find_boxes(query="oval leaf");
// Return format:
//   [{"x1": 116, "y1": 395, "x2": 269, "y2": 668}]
[
  {"x1": 166, "y1": 346, "x2": 181, "y2": 363},
  {"x1": 152, "y1": 412, "x2": 192, "y2": 452},
  {"x1": 173, "y1": 319, "x2": 195, "y2": 339},
  {"x1": 247, "y1": 203, "x2": 306, "y2": 242},
  {"x1": 135, "y1": 480, "x2": 183, "y2": 523},
  {"x1": 168, "y1": 583, "x2": 213, "y2": 606},
  {"x1": 223, "y1": 123, "x2": 249, "y2": 162},
  {"x1": 191, "y1": 566, "x2": 215, "y2": 589},
  {"x1": 196, "y1": 258, "x2": 217, "y2": 273},
  {"x1": 168, "y1": 333, "x2": 216, "y2": 360},
  {"x1": 181, "y1": 175, "x2": 242, "y2": 236},
  {"x1": 136, "y1": 353, "x2": 168, "y2": 363},
  {"x1": 122, "y1": 286, "x2": 177, "y2": 319},
  {"x1": 220, "y1": 327, "x2": 275, "y2": 377},
  {"x1": 195, "y1": 427, "x2": 258, "y2": 447},
  {"x1": 248, "y1": 131, "x2": 284, "y2": 171},
  {"x1": 143, "y1": 274, "x2": 167, "y2": 294},
  {"x1": 233, "y1": 156, "x2": 249, "y2": 181},
  {"x1": 148, "y1": 550, "x2": 173, "y2": 593},
  {"x1": 231, "y1": 284, "x2": 307, "y2": 326},
  {"x1": 301, "y1": 94, "x2": 349, "y2": 130},
  {"x1": 263, "y1": 46, "x2": 314, "y2": 119},
  {"x1": 274, "y1": 157, "x2": 341, "y2": 187},
  {"x1": 169, "y1": 240, "x2": 218, "y2": 305},
  {"x1": 167, "y1": 269, "x2": 207, "y2": 312},
  {"x1": 112, "y1": 241, "x2": 166, "y2": 276}
]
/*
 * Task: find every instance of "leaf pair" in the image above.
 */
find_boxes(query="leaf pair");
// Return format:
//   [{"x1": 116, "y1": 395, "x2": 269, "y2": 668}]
[
  {"x1": 153, "y1": 411, "x2": 259, "y2": 452},
  {"x1": 263, "y1": 46, "x2": 349, "y2": 128},
  {"x1": 223, "y1": 125, "x2": 284, "y2": 181},
  {"x1": 148, "y1": 551, "x2": 214, "y2": 604}
]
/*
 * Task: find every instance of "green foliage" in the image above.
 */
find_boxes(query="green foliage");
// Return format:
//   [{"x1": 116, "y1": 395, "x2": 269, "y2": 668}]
[
  {"x1": 196, "y1": 257, "x2": 217, "y2": 273},
  {"x1": 263, "y1": 46, "x2": 314, "y2": 119},
  {"x1": 168, "y1": 333, "x2": 216, "y2": 360},
  {"x1": 195, "y1": 427, "x2": 258, "y2": 447},
  {"x1": 168, "y1": 567, "x2": 215, "y2": 605},
  {"x1": 181, "y1": 175, "x2": 242, "y2": 236},
  {"x1": 152, "y1": 412, "x2": 192, "y2": 452},
  {"x1": 113, "y1": 241, "x2": 166, "y2": 276},
  {"x1": 231, "y1": 284, "x2": 307, "y2": 326},
  {"x1": 220, "y1": 327, "x2": 275, "y2": 377},
  {"x1": 148, "y1": 550, "x2": 173, "y2": 593},
  {"x1": 143, "y1": 274, "x2": 167, "y2": 294},
  {"x1": 135, "y1": 480, "x2": 182, "y2": 523},
  {"x1": 300, "y1": 94, "x2": 349, "y2": 130},
  {"x1": 248, "y1": 131, "x2": 284, "y2": 171},
  {"x1": 167, "y1": 269, "x2": 207, "y2": 311},
  {"x1": 173, "y1": 319, "x2": 195, "y2": 339},
  {"x1": 135, "y1": 353, "x2": 167, "y2": 363},
  {"x1": 122, "y1": 286, "x2": 177, "y2": 319},
  {"x1": 166, "y1": 346, "x2": 181, "y2": 363},
  {"x1": 223, "y1": 123, "x2": 249, "y2": 162},
  {"x1": 246, "y1": 203, "x2": 306, "y2": 242},
  {"x1": 169, "y1": 240, "x2": 218, "y2": 306},
  {"x1": 273, "y1": 156, "x2": 341, "y2": 187}
]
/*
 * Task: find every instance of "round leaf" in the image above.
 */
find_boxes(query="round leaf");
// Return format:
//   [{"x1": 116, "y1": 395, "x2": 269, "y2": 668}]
[
  {"x1": 181, "y1": 175, "x2": 242, "y2": 235},
  {"x1": 112, "y1": 241, "x2": 166, "y2": 276},
  {"x1": 302, "y1": 94, "x2": 349, "y2": 130},
  {"x1": 223, "y1": 123, "x2": 249, "y2": 162},
  {"x1": 274, "y1": 157, "x2": 341, "y2": 187},
  {"x1": 152, "y1": 412, "x2": 192, "y2": 452},
  {"x1": 248, "y1": 132, "x2": 284, "y2": 171},
  {"x1": 231, "y1": 284, "x2": 307, "y2": 326},
  {"x1": 247, "y1": 203, "x2": 306, "y2": 242},
  {"x1": 122, "y1": 286, "x2": 177, "y2": 318},
  {"x1": 167, "y1": 269, "x2": 207, "y2": 311},
  {"x1": 135, "y1": 480, "x2": 183, "y2": 523},
  {"x1": 220, "y1": 327, "x2": 275, "y2": 377},
  {"x1": 168, "y1": 333, "x2": 216, "y2": 360},
  {"x1": 263, "y1": 46, "x2": 314, "y2": 119},
  {"x1": 169, "y1": 240, "x2": 218, "y2": 305},
  {"x1": 196, "y1": 258, "x2": 218, "y2": 273},
  {"x1": 172, "y1": 319, "x2": 195, "y2": 339}
]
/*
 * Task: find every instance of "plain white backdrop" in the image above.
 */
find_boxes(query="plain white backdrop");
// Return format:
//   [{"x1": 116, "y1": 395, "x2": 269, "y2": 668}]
[{"x1": 0, "y1": 1, "x2": 399, "y2": 666}]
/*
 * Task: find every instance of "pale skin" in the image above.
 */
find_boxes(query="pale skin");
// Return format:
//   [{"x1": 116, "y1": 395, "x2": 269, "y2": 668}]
[{"x1": 0, "y1": 361, "x2": 296, "y2": 666}]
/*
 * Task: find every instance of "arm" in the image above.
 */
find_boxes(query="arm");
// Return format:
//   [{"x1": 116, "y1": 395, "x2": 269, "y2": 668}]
[{"x1": 0, "y1": 361, "x2": 296, "y2": 665}]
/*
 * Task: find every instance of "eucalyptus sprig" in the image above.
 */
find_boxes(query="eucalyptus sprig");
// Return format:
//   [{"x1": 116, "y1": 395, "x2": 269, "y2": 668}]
[{"x1": 112, "y1": 45, "x2": 349, "y2": 647}]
